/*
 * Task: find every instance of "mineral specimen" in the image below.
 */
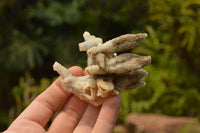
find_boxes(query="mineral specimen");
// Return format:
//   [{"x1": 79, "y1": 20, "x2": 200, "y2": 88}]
[{"x1": 53, "y1": 31, "x2": 151, "y2": 106}]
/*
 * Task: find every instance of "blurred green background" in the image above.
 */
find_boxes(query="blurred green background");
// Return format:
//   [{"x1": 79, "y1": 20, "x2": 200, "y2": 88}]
[{"x1": 0, "y1": 0, "x2": 200, "y2": 131}]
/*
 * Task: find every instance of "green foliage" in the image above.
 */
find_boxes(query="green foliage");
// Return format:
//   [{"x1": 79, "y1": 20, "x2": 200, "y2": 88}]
[
  {"x1": 119, "y1": 18, "x2": 200, "y2": 121},
  {"x1": 0, "y1": 0, "x2": 200, "y2": 131},
  {"x1": 119, "y1": 0, "x2": 200, "y2": 122},
  {"x1": 0, "y1": 30, "x2": 48, "y2": 70}
]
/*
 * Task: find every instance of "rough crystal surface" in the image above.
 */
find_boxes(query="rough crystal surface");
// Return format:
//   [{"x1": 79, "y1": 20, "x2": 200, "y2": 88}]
[{"x1": 53, "y1": 31, "x2": 151, "y2": 106}]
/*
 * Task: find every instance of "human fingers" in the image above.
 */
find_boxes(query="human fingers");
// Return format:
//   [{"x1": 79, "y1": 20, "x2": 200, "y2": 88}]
[
  {"x1": 9, "y1": 66, "x2": 84, "y2": 128},
  {"x1": 92, "y1": 95, "x2": 121, "y2": 133},
  {"x1": 47, "y1": 95, "x2": 88, "y2": 133},
  {"x1": 73, "y1": 105, "x2": 101, "y2": 133}
]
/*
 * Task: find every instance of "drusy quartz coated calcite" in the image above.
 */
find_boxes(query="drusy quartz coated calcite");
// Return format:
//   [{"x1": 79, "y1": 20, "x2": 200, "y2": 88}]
[{"x1": 53, "y1": 31, "x2": 151, "y2": 106}]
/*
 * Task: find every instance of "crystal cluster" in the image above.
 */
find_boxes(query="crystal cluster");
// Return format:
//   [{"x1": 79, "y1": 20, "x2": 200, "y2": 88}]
[{"x1": 53, "y1": 31, "x2": 151, "y2": 106}]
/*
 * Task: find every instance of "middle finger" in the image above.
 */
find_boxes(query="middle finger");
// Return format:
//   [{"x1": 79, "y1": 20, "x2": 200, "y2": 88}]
[
  {"x1": 48, "y1": 95, "x2": 88, "y2": 133},
  {"x1": 73, "y1": 105, "x2": 101, "y2": 133}
]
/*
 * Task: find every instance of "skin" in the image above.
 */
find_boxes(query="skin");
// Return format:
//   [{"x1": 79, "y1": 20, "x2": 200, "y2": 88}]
[{"x1": 4, "y1": 66, "x2": 121, "y2": 133}]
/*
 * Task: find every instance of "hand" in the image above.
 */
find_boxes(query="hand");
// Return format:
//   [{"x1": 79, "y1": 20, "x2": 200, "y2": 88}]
[{"x1": 4, "y1": 66, "x2": 121, "y2": 133}]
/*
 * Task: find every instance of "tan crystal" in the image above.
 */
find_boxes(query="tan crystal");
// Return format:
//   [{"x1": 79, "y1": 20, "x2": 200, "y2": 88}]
[{"x1": 53, "y1": 31, "x2": 151, "y2": 106}]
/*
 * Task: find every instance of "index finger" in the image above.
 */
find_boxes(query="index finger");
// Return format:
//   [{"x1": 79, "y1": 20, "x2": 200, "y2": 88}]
[{"x1": 13, "y1": 66, "x2": 85, "y2": 127}]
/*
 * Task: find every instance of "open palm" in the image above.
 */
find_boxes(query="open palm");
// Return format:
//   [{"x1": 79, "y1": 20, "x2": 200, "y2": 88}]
[{"x1": 4, "y1": 66, "x2": 121, "y2": 133}]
